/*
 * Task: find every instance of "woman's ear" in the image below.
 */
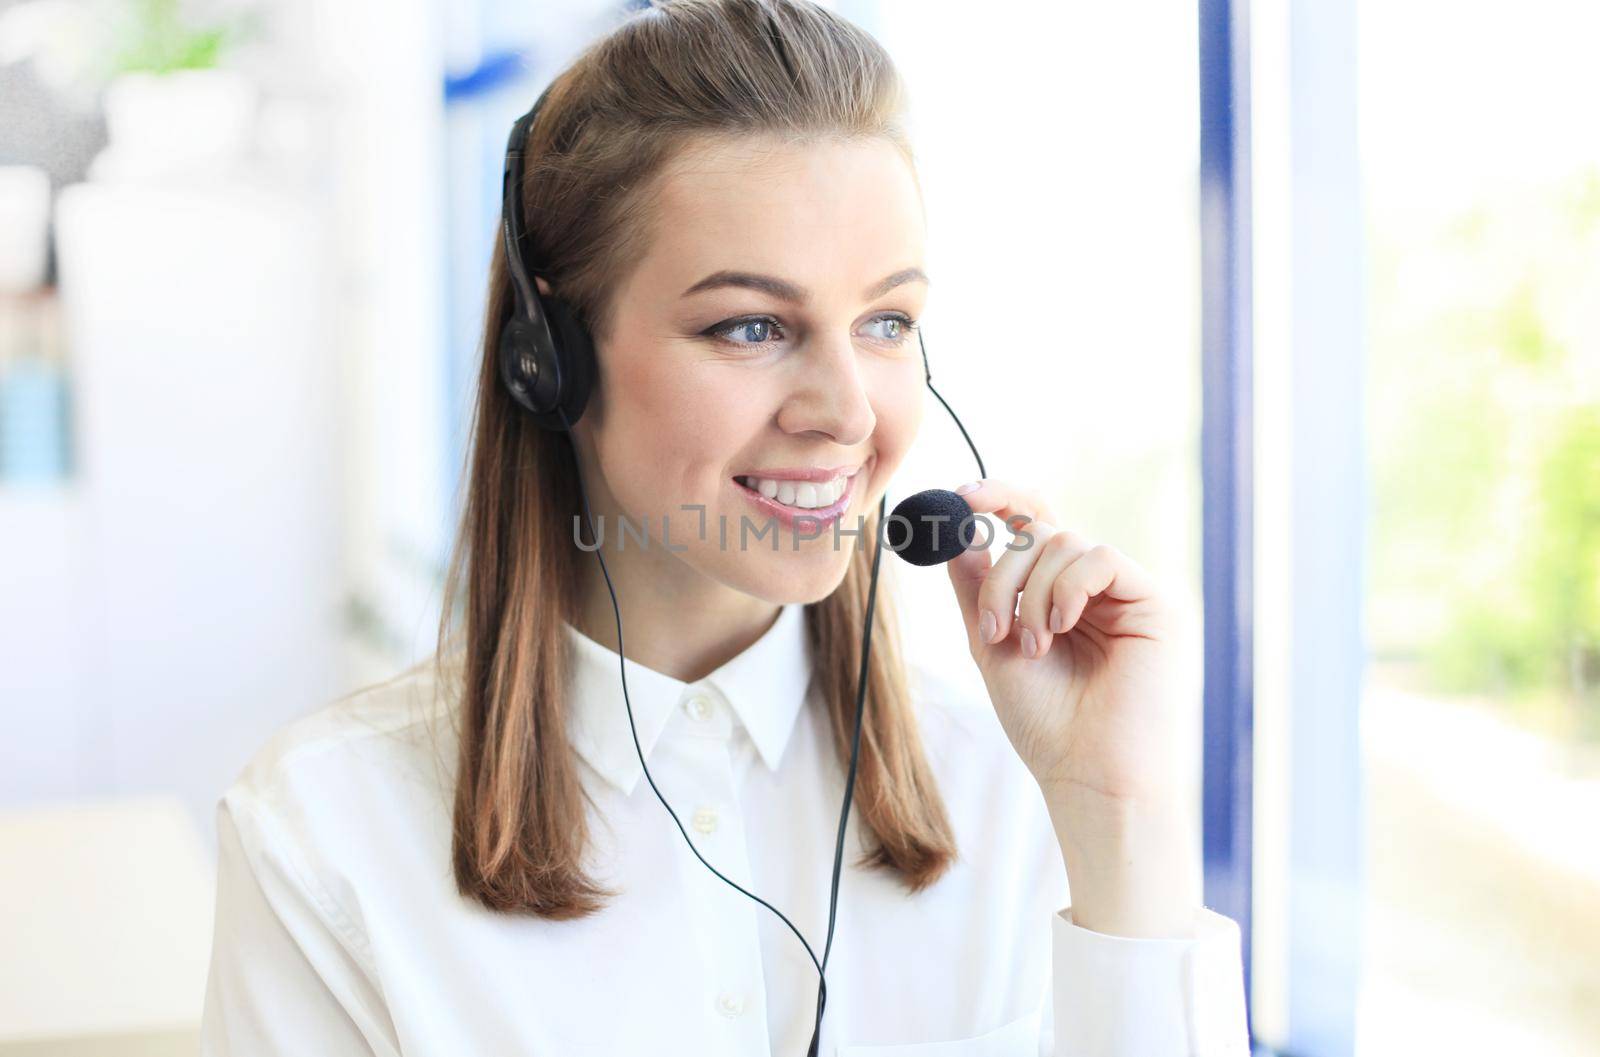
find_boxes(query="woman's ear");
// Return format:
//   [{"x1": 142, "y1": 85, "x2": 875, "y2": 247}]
[{"x1": 535, "y1": 276, "x2": 553, "y2": 298}]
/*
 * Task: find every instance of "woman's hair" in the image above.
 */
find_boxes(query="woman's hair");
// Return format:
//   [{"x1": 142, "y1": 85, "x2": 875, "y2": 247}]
[{"x1": 434, "y1": 0, "x2": 957, "y2": 918}]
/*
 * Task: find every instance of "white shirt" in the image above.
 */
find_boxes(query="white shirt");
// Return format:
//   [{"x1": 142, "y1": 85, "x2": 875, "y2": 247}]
[{"x1": 201, "y1": 602, "x2": 1250, "y2": 1056}]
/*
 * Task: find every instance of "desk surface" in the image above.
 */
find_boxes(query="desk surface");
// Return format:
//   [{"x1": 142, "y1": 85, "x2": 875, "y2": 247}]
[{"x1": 0, "y1": 795, "x2": 213, "y2": 1045}]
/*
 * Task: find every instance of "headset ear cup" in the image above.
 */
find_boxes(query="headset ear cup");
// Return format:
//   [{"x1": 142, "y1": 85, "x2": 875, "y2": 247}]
[
  {"x1": 536, "y1": 297, "x2": 595, "y2": 430},
  {"x1": 498, "y1": 316, "x2": 559, "y2": 417}
]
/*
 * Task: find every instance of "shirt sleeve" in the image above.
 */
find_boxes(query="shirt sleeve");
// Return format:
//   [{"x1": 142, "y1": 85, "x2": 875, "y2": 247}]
[
  {"x1": 200, "y1": 793, "x2": 401, "y2": 1056},
  {"x1": 1044, "y1": 904, "x2": 1251, "y2": 1057}
]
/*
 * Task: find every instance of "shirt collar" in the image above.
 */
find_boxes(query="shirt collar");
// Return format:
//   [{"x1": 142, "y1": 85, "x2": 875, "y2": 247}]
[{"x1": 562, "y1": 603, "x2": 812, "y2": 796}]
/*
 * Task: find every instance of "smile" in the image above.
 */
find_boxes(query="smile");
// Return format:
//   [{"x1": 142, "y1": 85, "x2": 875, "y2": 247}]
[{"x1": 731, "y1": 465, "x2": 864, "y2": 529}]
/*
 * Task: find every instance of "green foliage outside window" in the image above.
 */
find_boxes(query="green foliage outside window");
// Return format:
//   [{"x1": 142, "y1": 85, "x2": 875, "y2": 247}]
[{"x1": 1371, "y1": 168, "x2": 1600, "y2": 739}]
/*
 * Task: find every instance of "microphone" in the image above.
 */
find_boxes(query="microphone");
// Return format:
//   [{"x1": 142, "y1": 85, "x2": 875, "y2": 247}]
[{"x1": 888, "y1": 488, "x2": 979, "y2": 566}]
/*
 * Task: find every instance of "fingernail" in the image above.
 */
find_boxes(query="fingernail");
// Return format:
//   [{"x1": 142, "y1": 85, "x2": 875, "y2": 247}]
[
  {"x1": 1020, "y1": 627, "x2": 1037, "y2": 658},
  {"x1": 979, "y1": 609, "x2": 997, "y2": 643},
  {"x1": 956, "y1": 480, "x2": 982, "y2": 495},
  {"x1": 1049, "y1": 605, "x2": 1064, "y2": 633}
]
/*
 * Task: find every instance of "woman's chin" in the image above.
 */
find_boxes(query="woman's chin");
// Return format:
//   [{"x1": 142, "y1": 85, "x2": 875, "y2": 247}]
[{"x1": 717, "y1": 545, "x2": 856, "y2": 605}]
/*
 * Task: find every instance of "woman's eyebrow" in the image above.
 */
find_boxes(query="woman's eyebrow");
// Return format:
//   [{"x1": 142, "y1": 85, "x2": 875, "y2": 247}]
[{"x1": 680, "y1": 267, "x2": 930, "y2": 304}]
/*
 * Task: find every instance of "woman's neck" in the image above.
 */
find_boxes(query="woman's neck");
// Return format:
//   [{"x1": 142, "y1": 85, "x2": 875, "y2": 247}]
[
  {"x1": 565, "y1": 437, "x2": 784, "y2": 684},
  {"x1": 572, "y1": 545, "x2": 783, "y2": 686}
]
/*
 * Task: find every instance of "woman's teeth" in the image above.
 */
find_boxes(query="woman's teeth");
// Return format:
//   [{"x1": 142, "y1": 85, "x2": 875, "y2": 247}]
[{"x1": 737, "y1": 475, "x2": 848, "y2": 510}]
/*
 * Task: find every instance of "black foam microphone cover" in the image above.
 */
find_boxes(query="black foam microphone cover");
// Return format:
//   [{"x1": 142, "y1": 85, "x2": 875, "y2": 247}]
[{"x1": 888, "y1": 488, "x2": 978, "y2": 566}]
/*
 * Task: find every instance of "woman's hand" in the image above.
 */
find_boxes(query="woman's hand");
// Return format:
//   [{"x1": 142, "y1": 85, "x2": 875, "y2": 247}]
[{"x1": 943, "y1": 478, "x2": 1200, "y2": 937}]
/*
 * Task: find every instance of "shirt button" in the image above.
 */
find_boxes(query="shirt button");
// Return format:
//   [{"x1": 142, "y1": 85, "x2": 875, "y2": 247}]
[
  {"x1": 684, "y1": 692, "x2": 714, "y2": 723},
  {"x1": 692, "y1": 806, "x2": 718, "y2": 834},
  {"x1": 716, "y1": 991, "x2": 745, "y2": 1018}
]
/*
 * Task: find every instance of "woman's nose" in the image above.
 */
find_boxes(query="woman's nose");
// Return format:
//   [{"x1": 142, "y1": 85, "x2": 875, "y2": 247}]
[{"x1": 775, "y1": 334, "x2": 877, "y2": 445}]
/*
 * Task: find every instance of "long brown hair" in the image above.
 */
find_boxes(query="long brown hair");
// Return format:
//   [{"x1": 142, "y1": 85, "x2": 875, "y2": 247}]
[{"x1": 435, "y1": 0, "x2": 957, "y2": 919}]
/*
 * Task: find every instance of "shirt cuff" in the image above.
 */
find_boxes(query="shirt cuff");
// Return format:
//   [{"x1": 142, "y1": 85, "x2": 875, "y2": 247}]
[{"x1": 1050, "y1": 905, "x2": 1250, "y2": 1057}]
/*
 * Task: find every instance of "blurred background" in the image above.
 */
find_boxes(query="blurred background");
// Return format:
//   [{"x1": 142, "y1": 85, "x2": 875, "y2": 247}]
[{"x1": 0, "y1": 0, "x2": 1594, "y2": 1054}]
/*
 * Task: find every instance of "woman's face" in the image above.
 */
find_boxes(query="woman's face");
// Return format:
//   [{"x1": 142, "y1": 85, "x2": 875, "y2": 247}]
[{"x1": 572, "y1": 133, "x2": 929, "y2": 605}]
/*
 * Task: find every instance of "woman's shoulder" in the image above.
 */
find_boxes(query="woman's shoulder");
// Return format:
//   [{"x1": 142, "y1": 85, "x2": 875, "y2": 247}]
[
  {"x1": 221, "y1": 654, "x2": 461, "y2": 831},
  {"x1": 210, "y1": 658, "x2": 465, "y2": 994}
]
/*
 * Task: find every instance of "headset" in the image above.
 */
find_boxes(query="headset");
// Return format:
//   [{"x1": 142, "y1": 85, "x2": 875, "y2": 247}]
[{"x1": 499, "y1": 80, "x2": 984, "y2": 1057}]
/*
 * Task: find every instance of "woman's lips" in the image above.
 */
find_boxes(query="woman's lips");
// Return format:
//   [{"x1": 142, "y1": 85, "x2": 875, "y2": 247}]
[{"x1": 732, "y1": 464, "x2": 863, "y2": 532}]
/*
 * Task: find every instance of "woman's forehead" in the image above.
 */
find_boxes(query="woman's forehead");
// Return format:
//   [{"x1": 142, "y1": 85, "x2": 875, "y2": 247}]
[
  {"x1": 636, "y1": 135, "x2": 926, "y2": 296},
  {"x1": 657, "y1": 134, "x2": 919, "y2": 221}
]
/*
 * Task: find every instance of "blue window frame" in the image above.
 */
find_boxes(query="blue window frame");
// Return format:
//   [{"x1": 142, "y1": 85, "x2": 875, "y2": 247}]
[
  {"x1": 1199, "y1": 0, "x2": 1256, "y2": 1024},
  {"x1": 1200, "y1": 0, "x2": 1365, "y2": 1053}
]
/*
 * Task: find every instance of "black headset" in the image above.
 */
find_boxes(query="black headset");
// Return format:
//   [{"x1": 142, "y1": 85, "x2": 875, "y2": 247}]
[
  {"x1": 499, "y1": 79, "x2": 984, "y2": 1057},
  {"x1": 498, "y1": 84, "x2": 597, "y2": 431}
]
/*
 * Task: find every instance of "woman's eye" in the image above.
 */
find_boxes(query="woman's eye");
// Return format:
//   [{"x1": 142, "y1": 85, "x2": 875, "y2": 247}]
[
  {"x1": 706, "y1": 316, "x2": 785, "y2": 347},
  {"x1": 862, "y1": 313, "x2": 919, "y2": 346}
]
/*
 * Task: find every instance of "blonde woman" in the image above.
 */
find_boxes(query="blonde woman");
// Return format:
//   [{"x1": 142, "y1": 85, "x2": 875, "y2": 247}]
[{"x1": 201, "y1": 1, "x2": 1249, "y2": 1054}]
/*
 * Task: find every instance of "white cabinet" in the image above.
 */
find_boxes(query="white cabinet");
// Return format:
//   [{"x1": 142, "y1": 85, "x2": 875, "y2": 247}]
[{"x1": 10, "y1": 181, "x2": 351, "y2": 834}]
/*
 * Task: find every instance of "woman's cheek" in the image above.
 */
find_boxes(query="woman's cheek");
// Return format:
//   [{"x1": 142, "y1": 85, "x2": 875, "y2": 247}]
[{"x1": 869, "y1": 370, "x2": 925, "y2": 488}]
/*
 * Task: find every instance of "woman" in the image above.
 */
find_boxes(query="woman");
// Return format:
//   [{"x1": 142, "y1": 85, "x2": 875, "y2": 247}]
[{"x1": 201, "y1": 1, "x2": 1249, "y2": 1054}]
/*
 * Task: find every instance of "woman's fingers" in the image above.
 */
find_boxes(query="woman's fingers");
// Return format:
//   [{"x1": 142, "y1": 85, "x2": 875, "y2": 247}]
[
  {"x1": 969, "y1": 516, "x2": 1166, "y2": 659},
  {"x1": 955, "y1": 479, "x2": 1058, "y2": 537},
  {"x1": 945, "y1": 537, "x2": 993, "y2": 655},
  {"x1": 952, "y1": 480, "x2": 1167, "y2": 660},
  {"x1": 1035, "y1": 542, "x2": 1169, "y2": 656},
  {"x1": 1017, "y1": 527, "x2": 1095, "y2": 656},
  {"x1": 974, "y1": 519, "x2": 1059, "y2": 654}
]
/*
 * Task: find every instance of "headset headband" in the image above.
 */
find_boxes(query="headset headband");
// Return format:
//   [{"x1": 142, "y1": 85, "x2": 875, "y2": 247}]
[{"x1": 501, "y1": 83, "x2": 558, "y2": 340}]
